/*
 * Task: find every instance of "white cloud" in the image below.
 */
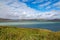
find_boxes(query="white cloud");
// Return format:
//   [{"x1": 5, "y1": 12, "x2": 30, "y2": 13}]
[
  {"x1": 0, "y1": 0, "x2": 60, "y2": 20},
  {"x1": 53, "y1": 2, "x2": 60, "y2": 8},
  {"x1": 39, "y1": 2, "x2": 51, "y2": 7},
  {"x1": 39, "y1": 10, "x2": 60, "y2": 19},
  {"x1": 0, "y1": 0, "x2": 40, "y2": 19}
]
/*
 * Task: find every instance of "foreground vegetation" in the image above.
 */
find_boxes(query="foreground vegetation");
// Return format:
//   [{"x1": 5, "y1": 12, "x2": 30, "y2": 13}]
[{"x1": 0, "y1": 26, "x2": 60, "y2": 40}]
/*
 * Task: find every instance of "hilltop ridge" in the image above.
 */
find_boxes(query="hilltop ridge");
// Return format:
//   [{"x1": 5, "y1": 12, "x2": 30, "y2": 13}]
[{"x1": 0, "y1": 18, "x2": 60, "y2": 22}]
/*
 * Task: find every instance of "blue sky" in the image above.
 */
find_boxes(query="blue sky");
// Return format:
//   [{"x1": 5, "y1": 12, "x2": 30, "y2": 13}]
[
  {"x1": 19, "y1": 0, "x2": 60, "y2": 11},
  {"x1": 0, "y1": 0, "x2": 60, "y2": 19}
]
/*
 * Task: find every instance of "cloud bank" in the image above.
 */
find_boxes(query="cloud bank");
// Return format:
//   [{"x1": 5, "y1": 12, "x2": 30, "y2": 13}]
[{"x1": 0, "y1": 0, "x2": 60, "y2": 19}]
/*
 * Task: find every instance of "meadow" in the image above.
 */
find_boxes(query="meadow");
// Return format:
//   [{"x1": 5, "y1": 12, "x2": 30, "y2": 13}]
[{"x1": 0, "y1": 26, "x2": 60, "y2": 40}]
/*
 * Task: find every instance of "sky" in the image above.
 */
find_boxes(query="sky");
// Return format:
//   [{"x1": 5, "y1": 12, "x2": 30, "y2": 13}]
[{"x1": 0, "y1": 0, "x2": 60, "y2": 19}]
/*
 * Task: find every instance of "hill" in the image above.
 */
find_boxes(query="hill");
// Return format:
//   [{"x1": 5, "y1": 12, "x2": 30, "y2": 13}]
[
  {"x1": 0, "y1": 18, "x2": 60, "y2": 22},
  {"x1": 0, "y1": 26, "x2": 60, "y2": 40}
]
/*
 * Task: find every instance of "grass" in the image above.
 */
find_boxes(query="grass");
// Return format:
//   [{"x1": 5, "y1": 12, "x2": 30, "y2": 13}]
[{"x1": 0, "y1": 26, "x2": 60, "y2": 40}]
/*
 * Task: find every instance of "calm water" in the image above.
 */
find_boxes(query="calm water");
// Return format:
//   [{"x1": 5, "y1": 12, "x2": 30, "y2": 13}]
[{"x1": 0, "y1": 21, "x2": 60, "y2": 31}]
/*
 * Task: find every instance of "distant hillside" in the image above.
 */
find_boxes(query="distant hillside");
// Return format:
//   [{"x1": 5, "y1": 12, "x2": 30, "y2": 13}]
[
  {"x1": 0, "y1": 18, "x2": 13, "y2": 22},
  {"x1": 47, "y1": 19, "x2": 60, "y2": 22},
  {"x1": 0, "y1": 18, "x2": 60, "y2": 22}
]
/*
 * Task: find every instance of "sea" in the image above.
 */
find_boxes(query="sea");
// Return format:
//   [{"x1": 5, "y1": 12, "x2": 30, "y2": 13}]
[{"x1": 0, "y1": 21, "x2": 60, "y2": 31}]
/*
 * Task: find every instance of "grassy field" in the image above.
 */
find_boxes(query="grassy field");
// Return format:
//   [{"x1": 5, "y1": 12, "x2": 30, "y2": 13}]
[{"x1": 0, "y1": 26, "x2": 60, "y2": 40}]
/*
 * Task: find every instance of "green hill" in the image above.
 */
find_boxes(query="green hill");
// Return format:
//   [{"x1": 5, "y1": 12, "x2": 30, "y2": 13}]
[{"x1": 0, "y1": 26, "x2": 60, "y2": 40}]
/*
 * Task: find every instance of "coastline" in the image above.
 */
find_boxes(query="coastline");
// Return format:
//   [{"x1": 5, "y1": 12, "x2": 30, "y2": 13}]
[{"x1": 0, "y1": 22, "x2": 60, "y2": 31}]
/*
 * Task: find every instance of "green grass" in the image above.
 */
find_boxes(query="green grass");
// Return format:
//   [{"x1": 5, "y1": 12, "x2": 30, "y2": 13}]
[{"x1": 0, "y1": 26, "x2": 60, "y2": 40}]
